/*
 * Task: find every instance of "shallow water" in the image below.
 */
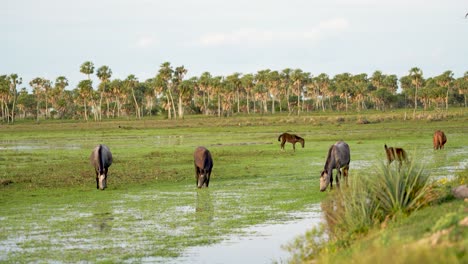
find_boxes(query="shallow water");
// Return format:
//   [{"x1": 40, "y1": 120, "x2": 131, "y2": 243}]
[{"x1": 136, "y1": 204, "x2": 322, "y2": 264}]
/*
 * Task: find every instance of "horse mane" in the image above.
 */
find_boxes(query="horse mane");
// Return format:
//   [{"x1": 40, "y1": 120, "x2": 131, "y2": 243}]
[{"x1": 324, "y1": 144, "x2": 334, "y2": 169}]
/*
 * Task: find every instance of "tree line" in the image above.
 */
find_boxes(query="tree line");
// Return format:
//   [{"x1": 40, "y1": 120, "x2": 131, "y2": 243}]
[{"x1": 1, "y1": 61, "x2": 467, "y2": 123}]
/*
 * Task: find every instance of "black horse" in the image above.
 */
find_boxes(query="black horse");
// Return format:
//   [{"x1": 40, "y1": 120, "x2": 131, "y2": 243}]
[
  {"x1": 320, "y1": 141, "x2": 350, "y2": 192},
  {"x1": 90, "y1": 144, "x2": 113, "y2": 190}
]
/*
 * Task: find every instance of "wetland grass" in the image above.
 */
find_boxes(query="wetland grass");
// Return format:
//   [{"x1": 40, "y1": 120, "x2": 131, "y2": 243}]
[{"x1": 0, "y1": 110, "x2": 467, "y2": 262}]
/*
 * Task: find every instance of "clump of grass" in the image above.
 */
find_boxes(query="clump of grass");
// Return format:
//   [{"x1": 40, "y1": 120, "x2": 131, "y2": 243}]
[
  {"x1": 286, "y1": 159, "x2": 439, "y2": 263},
  {"x1": 370, "y1": 162, "x2": 438, "y2": 220}
]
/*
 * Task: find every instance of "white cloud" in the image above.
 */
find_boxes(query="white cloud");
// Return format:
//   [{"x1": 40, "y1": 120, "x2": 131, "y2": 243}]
[
  {"x1": 196, "y1": 17, "x2": 350, "y2": 47},
  {"x1": 135, "y1": 36, "x2": 159, "y2": 48}
]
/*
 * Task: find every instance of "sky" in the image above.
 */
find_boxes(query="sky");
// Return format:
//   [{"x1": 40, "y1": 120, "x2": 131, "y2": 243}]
[{"x1": 2, "y1": 0, "x2": 468, "y2": 91}]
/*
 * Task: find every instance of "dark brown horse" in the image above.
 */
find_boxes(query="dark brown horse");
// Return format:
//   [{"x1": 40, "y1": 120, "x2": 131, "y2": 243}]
[
  {"x1": 90, "y1": 144, "x2": 113, "y2": 190},
  {"x1": 278, "y1": 133, "x2": 305, "y2": 151},
  {"x1": 384, "y1": 144, "x2": 407, "y2": 169},
  {"x1": 433, "y1": 130, "x2": 447, "y2": 150},
  {"x1": 320, "y1": 141, "x2": 350, "y2": 192},
  {"x1": 194, "y1": 146, "x2": 213, "y2": 188}
]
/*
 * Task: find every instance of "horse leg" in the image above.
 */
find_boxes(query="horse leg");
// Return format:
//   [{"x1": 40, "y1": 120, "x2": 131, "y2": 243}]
[
  {"x1": 293, "y1": 142, "x2": 296, "y2": 152},
  {"x1": 95, "y1": 170, "x2": 99, "y2": 189},
  {"x1": 336, "y1": 169, "x2": 341, "y2": 188},
  {"x1": 343, "y1": 166, "x2": 349, "y2": 187},
  {"x1": 281, "y1": 140, "x2": 285, "y2": 151}
]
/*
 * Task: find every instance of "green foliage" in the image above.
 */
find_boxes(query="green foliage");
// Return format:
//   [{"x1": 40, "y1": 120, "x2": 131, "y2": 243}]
[{"x1": 371, "y1": 162, "x2": 437, "y2": 219}]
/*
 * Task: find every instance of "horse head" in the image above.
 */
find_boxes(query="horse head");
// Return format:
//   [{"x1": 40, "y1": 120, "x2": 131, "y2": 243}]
[
  {"x1": 98, "y1": 174, "x2": 107, "y2": 190},
  {"x1": 300, "y1": 138, "x2": 305, "y2": 148},
  {"x1": 320, "y1": 170, "x2": 331, "y2": 192}
]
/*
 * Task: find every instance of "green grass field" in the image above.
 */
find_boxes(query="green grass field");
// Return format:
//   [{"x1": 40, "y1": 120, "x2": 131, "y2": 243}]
[{"x1": 0, "y1": 110, "x2": 466, "y2": 262}]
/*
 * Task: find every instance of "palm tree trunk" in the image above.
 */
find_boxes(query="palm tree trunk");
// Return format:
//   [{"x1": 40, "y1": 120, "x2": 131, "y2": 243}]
[
  {"x1": 131, "y1": 88, "x2": 140, "y2": 119},
  {"x1": 178, "y1": 96, "x2": 184, "y2": 119},
  {"x1": 84, "y1": 98, "x2": 88, "y2": 121}
]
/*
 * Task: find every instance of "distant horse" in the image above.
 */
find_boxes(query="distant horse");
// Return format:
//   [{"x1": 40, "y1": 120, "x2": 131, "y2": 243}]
[
  {"x1": 194, "y1": 146, "x2": 213, "y2": 188},
  {"x1": 433, "y1": 130, "x2": 447, "y2": 150},
  {"x1": 278, "y1": 133, "x2": 305, "y2": 151},
  {"x1": 90, "y1": 144, "x2": 113, "y2": 190},
  {"x1": 320, "y1": 141, "x2": 350, "y2": 192},
  {"x1": 384, "y1": 144, "x2": 407, "y2": 170}
]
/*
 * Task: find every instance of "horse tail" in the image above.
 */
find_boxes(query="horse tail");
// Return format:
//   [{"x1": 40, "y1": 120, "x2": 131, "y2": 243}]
[
  {"x1": 278, "y1": 134, "x2": 283, "y2": 141},
  {"x1": 98, "y1": 144, "x2": 105, "y2": 175}
]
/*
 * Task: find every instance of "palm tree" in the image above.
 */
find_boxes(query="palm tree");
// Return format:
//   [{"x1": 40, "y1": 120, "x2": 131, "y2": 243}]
[
  {"x1": 157, "y1": 62, "x2": 176, "y2": 119},
  {"x1": 173, "y1": 66, "x2": 188, "y2": 118},
  {"x1": 333, "y1": 73, "x2": 352, "y2": 112},
  {"x1": 124, "y1": 75, "x2": 140, "y2": 119},
  {"x1": 408, "y1": 67, "x2": 424, "y2": 119},
  {"x1": 290, "y1": 69, "x2": 305, "y2": 115},
  {"x1": 240, "y1": 74, "x2": 254, "y2": 114},
  {"x1": 352, "y1": 73, "x2": 369, "y2": 111},
  {"x1": 96, "y1": 65, "x2": 113, "y2": 119},
  {"x1": 77, "y1": 79, "x2": 93, "y2": 121},
  {"x1": 0, "y1": 75, "x2": 9, "y2": 122},
  {"x1": 226, "y1": 73, "x2": 242, "y2": 113},
  {"x1": 52, "y1": 76, "x2": 68, "y2": 118},
  {"x1": 80, "y1": 61, "x2": 95, "y2": 80},
  {"x1": 435, "y1": 70, "x2": 454, "y2": 110},
  {"x1": 280, "y1": 68, "x2": 292, "y2": 113},
  {"x1": 8, "y1": 74, "x2": 22, "y2": 123},
  {"x1": 267, "y1": 71, "x2": 281, "y2": 114},
  {"x1": 255, "y1": 70, "x2": 270, "y2": 114},
  {"x1": 29, "y1": 77, "x2": 51, "y2": 120},
  {"x1": 198, "y1": 72, "x2": 212, "y2": 115},
  {"x1": 314, "y1": 73, "x2": 330, "y2": 111}
]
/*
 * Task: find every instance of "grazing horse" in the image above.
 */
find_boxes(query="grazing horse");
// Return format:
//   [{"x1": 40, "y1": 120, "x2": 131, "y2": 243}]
[
  {"x1": 384, "y1": 144, "x2": 407, "y2": 170},
  {"x1": 320, "y1": 141, "x2": 350, "y2": 192},
  {"x1": 90, "y1": 144, "x2": 113, "y2": 190},
  {"x1": 278, "y1": 133, "x2": 305, "y2": 151},
  {"x1": 433, "y1": 130, "x2": 447, "y2": 150},
  {"x1": 194, "y1": 146, "x2": 213, "y2": 188}
]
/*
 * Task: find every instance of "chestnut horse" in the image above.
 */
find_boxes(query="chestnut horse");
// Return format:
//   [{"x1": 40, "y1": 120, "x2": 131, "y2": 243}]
[
  {"x1": 320, "y1": 141, "x2": 350, "y2": 192},
  {"x1": 433, "y1": 130, "x2": 447, "y2": 150},
  {"x1": 194, "y1": 146, "x2": 213, "y2": 188},
  {"x1": 278, "y1": 133, "x2": 305, "y2": 151},
  {"x1": 384, "y1": 144, "x2": 407, "y2": 170}
]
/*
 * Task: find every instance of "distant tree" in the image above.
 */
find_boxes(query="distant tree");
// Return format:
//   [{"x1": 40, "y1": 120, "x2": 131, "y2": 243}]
[
  {"x1": 8, "y1": 74, "x2": 22, "y2": 123},
  {"x1": 80, "y1": 61, "x2": 95, "y2": 80},
  {"x1": 124, "y1": 75, "x2": 140, "y2": 119},
  {"x1": 435, "y1": 70, "x2": 454, "y2": 110},
  {"x1": 0, "y1": 75, "x2": 9, "y2": 122},
  {"x1": 198, "y1": 72, "x2": 213, "y2": 115},
  {"x1": 77, "y1": 79, "x2": 93, "y2": 121},
  {"x1": 290, "y1": 69, "x2": 306, "y2": 115},
  {"x1": 51, "y1": 76, "x2": 69, "y2": 118},
  {"x1": 240, "y1": 74, "x2": 254, "y2": 114},
  {"x1": 408, "y1": 67, "x2": 424, "y2": 119},
  {"x1": 279, "y1": 68, "x2": 293, "y2": 113},
  {"x1": 333, "y1": 73, "x2": 352, "y2": 112},
  {"x1": 96, "y1": 65, "x2": 112, "y2": 119},
  {"x1": 173, "y1": 66, "x2": 188, "y2": 118},
  {"x1": 453, "y1": 72, "x2": 468, "y2": 107},
  {"x1": 29, "y1": 77, "x2": 51, "y2": 121},
  {"x1": 157, "y1": 62, "x2": 176, "y2": 119}
]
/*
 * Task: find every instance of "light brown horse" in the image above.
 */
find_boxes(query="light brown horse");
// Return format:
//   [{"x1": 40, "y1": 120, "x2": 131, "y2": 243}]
[
  {"x1": 384, "y1": 144, "x2": 407, "y2": 170},
  {"x1": 278, "y1": 133, "x2": 305, "y2": 151},
  {"x1": 433, "y1": 130, "x2": 447, "y2": 150}
]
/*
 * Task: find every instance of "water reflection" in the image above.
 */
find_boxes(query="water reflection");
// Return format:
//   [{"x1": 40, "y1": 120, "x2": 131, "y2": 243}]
[
  {"x1": 93, "y1": 212, "x2": 114, "y2": 232},
  {"x1": 196, "y1": 189, "x2": 214, "y2": 225}
]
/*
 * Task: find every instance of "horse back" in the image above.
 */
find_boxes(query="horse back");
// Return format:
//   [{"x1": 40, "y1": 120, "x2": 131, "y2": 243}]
[
  {"x1": 330, "y1": 141, "x2": 350, "y2": 168},
  {"x1": 194, "y1": 147, "x2": 213, "y2": 170}
]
